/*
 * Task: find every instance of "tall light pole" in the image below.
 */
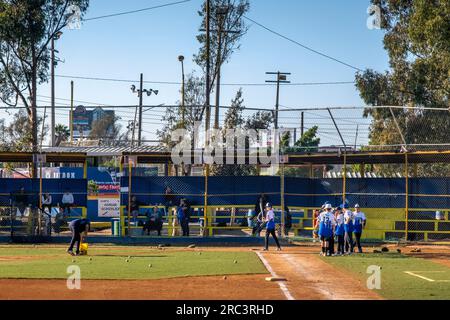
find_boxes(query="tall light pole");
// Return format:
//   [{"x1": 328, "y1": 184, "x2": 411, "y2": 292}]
[
  {"x1": 178, "y1": 55, "x2": 186, "y2": 127},
  {"x1": 265, "y1": 71, "x2": 291, "y2": 129},
  {"x1": 51, "y1": 31, "x2": 63, "y2": 147},
  {"x1": 130, "y1": 75, "x2": 158, "y2": 146}
]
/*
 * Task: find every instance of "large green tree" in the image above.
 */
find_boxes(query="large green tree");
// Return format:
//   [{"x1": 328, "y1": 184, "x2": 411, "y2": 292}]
[
  {"x1": 355, "y1": 0, "x2": 449, "y2": 148},
  {"x1": 0, "y1": 109, "x2": 47, "y2": 152},
  {"x1": 54, "y1": 123, "x2": 69, "y2": 146},
  {"x1": 282, "y1": 126, "x2": 322, "y2": 177},
  {"x1": 157, "y1": 73, "x2": 205, "y2": 150},
  {"x1": 210, "y1": 88, "x2": 259, "y2": 176},
  {"x1": 0, "y1": 0, "x2": 89, "y2": 158}
]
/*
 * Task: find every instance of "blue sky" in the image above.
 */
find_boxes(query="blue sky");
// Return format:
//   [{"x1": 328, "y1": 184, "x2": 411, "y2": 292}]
[{"x1": 2, "y1": 0, "x2": 390, "y2": 146}]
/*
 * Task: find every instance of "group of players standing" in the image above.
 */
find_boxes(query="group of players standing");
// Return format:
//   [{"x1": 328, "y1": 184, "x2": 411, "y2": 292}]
[{"x1": 314, "y1": 202, "x2": 367, "y2": 256}]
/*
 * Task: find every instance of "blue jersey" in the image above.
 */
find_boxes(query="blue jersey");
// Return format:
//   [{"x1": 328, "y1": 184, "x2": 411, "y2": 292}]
[
  {"x1": 177, "y1": 207, "x2": 184, "y2": 221},
  {"x1": 343, "y1": 210, "x2": 354, "y2": 233},
  {"x1": 335, "y1": 213, "x2": 345, "y2": 236},
  {"x1": 318, "y1": 212, "x2": 335, "y2": 238},
  {"x1": 266, "y1": 209, "x2": 276, "y2": 230},
  {"x1": 353, "y1": 211, "x2": 366, "y2": 233}
]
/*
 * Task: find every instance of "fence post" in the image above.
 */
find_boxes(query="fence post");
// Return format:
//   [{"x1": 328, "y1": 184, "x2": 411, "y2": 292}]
[
  {"x1": 119, "y1": 157, "x2": 125, "y2": 237},
  {"x1": 83, "y1": 160, "x2": 88, "y2": 220},
  {"x1": 127, "y1": 157, "x2": 133, "y2": 237},
  {"x1": 405, "y1": 152, "x2": 409, "y2": 242},
  {"x1": 280, "y1": 162, "x2": 285, "y2": 238},
  {"x1": 83, "y1": 160, "x2": 87, "y2": 179},
  {"x1": 38, "y1": 161, "x2": 43, "y2": 236},
  {"x1": 343, "y1": 151, "x2": 347, "y2": 205},
  {"x1": 204, "y1": 164, "x2": 210, "y2": 237}
]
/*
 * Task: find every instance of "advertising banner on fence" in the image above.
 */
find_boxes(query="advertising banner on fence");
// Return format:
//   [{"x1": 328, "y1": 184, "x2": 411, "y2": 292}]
[{"x1": 98, "y1": 198, "x2": 120, "y2": 218}]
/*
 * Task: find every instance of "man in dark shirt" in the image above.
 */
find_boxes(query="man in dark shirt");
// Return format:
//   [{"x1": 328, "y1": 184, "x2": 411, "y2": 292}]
[
  {"x1": 130, "y1": 196, "x2": 140, "y2": 223},
  {"x1": 164, "y1": 187, "x2": 176, "y2": 207},
  {"x1": 11, "y1": 187, "x2": 28, "y2": 218},
  {"x1": 178, "y1": 198, "x2": 191, "y2": 237},
  {"x1": 67, "y1": 218, "x2": 90, "y2": 256}
]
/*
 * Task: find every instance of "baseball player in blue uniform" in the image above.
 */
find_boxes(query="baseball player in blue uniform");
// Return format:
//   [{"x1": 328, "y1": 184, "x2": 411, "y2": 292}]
[
  {"x1": 343, "y1": 203, "x2": 354, "y2": 254},
  {"x1": 317, "y1": 203, "x2": 336, "y2": 256},
  {"x1": 263, "y1": 203, "x2": 281, "y2": 251},
  {"x1": 334, "y1": 206, "x2": 345, "y2": 255},
  {"x1": 353, "y1": 204, "x2": 367, "y2": 253}
]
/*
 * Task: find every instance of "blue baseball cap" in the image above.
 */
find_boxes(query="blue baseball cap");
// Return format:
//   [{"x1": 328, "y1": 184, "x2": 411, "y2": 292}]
[{"x1": 341, "y1": 203, "x2": 349, "y2": 209}]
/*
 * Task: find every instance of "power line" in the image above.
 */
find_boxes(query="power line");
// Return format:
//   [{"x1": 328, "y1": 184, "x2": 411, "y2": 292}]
[
  {"x1": 83, "y1": 0, "x2": 192, "y2": 21},
  {"x1": 36, "y1": 95, "x2": 167, "y2": 116},
  {"x1": 55, "y1": 74, "x2": 355, "y2": 87},
  {"x1": 243, "y1": 16, "x2": 364, "y2": 72},
  {"x1": 0, "y1": 104, "x2": 271, "y2": 112}
]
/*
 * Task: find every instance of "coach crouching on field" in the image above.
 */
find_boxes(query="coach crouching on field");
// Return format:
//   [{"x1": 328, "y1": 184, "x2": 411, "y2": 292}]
[{"x1": 67, "y1": 218, "x2": 91, "y2": 256}]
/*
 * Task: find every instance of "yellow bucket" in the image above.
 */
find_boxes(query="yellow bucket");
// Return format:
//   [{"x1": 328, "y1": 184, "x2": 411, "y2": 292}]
[{"x1": 80, "y1": 242, "x2": 88, "y2": 255}]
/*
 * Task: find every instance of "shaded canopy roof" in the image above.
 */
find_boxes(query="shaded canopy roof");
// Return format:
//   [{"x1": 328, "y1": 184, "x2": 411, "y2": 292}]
[
  {"x1": 44, "y1": 145, "x2": 166, "y2": 157},
  {"x1": 1, "y1": 147, "x2": 448, "y2": 165},
  {"x1": 0, "y1": 152, "x2": 86, "y2": 163},
  {"x1": 285, "y1": 150, "x2": 450, "y2": 165}
]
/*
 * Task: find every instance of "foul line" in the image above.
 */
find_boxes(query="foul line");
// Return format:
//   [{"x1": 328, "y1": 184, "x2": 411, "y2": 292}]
[
  {"x1": 256, "y1": 251, "x2": 295, "y2": 300},
  {"x1": 404, "y1": 271, "x2": 450, "y2": 282}
]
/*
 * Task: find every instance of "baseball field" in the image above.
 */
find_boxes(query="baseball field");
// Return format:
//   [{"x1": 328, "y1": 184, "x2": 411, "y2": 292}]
[{"x1": 0, "y1": 243, "x2": 449, "y2": 300}]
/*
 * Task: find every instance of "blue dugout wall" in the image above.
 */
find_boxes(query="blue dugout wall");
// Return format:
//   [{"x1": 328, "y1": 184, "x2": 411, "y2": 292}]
[
  {"x1": 2, "y1": 176, "x2": 448, "y2": 220},
  {"x1": 0, "y1": 178, "x2": 87, "y2": 209},
  {"x1": 121, "y1": 176, "x2": 450, "y2": 209}
]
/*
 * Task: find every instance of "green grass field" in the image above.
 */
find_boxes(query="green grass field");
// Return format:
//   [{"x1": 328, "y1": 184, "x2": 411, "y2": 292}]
[
  {"x1": 0, "y1": 245, "x2": 267, "y2": 280},
  {"x1": 323, "y1": 253, "x2": 450, "y2": 300}
]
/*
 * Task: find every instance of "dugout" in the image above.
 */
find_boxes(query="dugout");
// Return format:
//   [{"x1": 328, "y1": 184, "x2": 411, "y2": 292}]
[
  {"x1": 282, "y1": 149, "x2": 450, "y2": 242},
  {"x1": 1, "y1": 147, "x2": 448, "y2": 243},
  {"x1": 112, "y1": 148, "x2": 450, "y2": 241},
  {"x1": 0, "y1": 152, "x2": 88, "y2": 241}
]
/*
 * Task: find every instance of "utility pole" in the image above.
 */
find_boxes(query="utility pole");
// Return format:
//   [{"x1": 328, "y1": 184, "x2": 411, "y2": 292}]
[
  {"x1": 51, "y1": 37, "x2": 55, "y2": 147},
  {"x1": 265, "y1": 72, "x2": 291, "y2": 129},
  {"x1": 213, "y1": 5, "x2": 240, "y2": 129},
  {"x1": 50, "y1": 32, "x2": 63, "y2": 147},
  {"x1": 203, "y1": 0, "x2": 212, "y2": 238},
  {"x1": 138, "y1": 73, "x2": 144, "y2": 146},
  {"x1": 301, "y1": 112, "x2": 304, "y2": 137},
  {"x1": 70, "y1": 81, "x2": 74, "y2": 144},
  {"x1": 205, "y1": 0, "x2": 211, "y2": 135},
  {"x1": 354, "y1": 124, "x2": 359, "y2": 150},
  {"x1": 214, "y1": 20, "x2": 223, "y2": 130},
  {"x1": 178, "y1": 55, "x2": 186, "y2": 127},
  {"x1": 130, "y1": 74, "x2": 158, "y2": 146}
]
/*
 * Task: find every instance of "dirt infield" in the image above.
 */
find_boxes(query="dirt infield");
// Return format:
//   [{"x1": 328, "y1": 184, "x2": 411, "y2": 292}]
[
  {"x1": 260, "y1": 247, "x2": 382, "y2": 300},
  {"x1": 0, "y1": 274, "x2": 284, "y2": 300}
]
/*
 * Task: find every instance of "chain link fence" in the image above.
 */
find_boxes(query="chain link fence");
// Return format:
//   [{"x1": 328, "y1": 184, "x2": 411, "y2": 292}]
[{"x1": 280, "y1": 106, "x2": 450, "y2": 243}]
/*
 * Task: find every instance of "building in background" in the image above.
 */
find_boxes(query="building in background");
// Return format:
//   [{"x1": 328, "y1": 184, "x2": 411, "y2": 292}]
[{"x1": 72, "y1": 106, "x2": 115, "y2": 139}]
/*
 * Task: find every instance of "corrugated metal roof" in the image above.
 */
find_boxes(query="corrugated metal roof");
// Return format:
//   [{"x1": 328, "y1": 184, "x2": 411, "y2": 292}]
[{"x1": 43, "y1": 145, "x2": 167, "y2": 156}]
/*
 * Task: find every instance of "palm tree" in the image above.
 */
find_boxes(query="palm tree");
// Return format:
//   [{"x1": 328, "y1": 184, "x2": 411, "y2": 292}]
[{"x1": 55, "y1": 124, "x2": 70, "y2": 146}]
